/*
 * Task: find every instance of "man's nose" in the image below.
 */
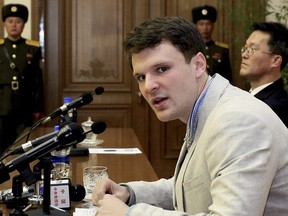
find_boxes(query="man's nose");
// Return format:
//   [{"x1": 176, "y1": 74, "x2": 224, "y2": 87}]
[{"x1": 144, "y1": 75, "x2": 159, "y2": 92}]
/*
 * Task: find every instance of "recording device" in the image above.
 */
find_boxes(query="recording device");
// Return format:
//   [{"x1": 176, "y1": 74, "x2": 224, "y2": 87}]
[
  {"x1": 42, "y1": 86, "x2": 104, "y2": 124},
  {"x1": 37, "y1": 179, "x2": 86, "y2": 209},
  {"x1": 9, "y1": 131, "x2": 59, "y2": 155},
  {"x1": 49, "y1": 180, "x2": 86, "y2": 209},
  {"x1": 0, "y1": 123, "x2": 85, "y2": 185}
]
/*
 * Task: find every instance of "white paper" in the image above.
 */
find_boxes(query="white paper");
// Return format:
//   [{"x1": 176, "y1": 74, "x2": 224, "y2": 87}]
[
  {"x1": 73, "y1": 207, "x2": 97, "y2": 216},
  {"x1": 73, "y1": 202, "x2": 97, "y2": 216},
  {"x1": 88, "y1": 148, "x2": 142, "y2": 154}
]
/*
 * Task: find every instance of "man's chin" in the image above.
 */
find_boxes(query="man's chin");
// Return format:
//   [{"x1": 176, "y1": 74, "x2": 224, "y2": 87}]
[
  {"x1": 201, "y1": 34, "x2": 210, "y2": 40},
  {"x1": 156, "y1": 112, "x2": 176, "y2": 122},
  {"x1": 239, "y1": 68, "x2": 248, "y2": 77}
]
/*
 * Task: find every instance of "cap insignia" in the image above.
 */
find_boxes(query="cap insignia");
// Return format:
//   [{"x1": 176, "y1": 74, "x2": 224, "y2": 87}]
[
  {"x1": 11, "y1": 6, "x2": 17, "y2": 13},
  {"x1": 202, "y1": 9, "x2": 208, "y2": 15}
]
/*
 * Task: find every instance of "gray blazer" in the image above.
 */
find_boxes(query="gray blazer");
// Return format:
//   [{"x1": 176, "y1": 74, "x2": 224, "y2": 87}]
[{"x1": 126, "y1": 74, "x2": 288, "y2": 216}]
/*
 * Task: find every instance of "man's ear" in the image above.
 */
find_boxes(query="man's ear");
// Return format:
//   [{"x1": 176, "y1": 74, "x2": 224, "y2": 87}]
[
  {"x1": 193, "y1": 52, "x2": 206, "y2": 78},
  {"x1": 272, "y1": 55, "x2": 282, "y2": 68}
]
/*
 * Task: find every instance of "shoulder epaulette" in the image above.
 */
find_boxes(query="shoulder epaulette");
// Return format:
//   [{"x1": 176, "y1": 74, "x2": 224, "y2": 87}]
[
  {"x1": 26, "y1": 39, "x2": 40, "y2": 47},
  {"x1": 215, "y1": 41, "x2": 229, "y2": 49},
  {"x1": 0, "y1": 39, "x2": 4, "y2": 45}
]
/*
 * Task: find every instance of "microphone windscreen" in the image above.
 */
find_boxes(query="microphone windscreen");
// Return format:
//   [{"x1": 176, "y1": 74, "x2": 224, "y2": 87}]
[
  {"x1": 91, "y1": 122, "x2": 107, "y2": 134},
  {"x1": 70, "y1": 184, "x2": 86, "y2": 202},
  {"x1": 94, "y1": 87, "x2": 104, "y2": 95}
]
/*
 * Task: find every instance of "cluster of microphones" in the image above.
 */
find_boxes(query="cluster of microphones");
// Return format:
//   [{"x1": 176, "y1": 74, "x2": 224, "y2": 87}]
[{"x1": 0, "y1": 87, "x2": 106, "y2": 211}]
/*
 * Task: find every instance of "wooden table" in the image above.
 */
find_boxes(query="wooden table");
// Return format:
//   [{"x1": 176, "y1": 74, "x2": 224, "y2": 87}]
[{"x1": 0, "y1": 127, "x2": 158, "y2": 215}]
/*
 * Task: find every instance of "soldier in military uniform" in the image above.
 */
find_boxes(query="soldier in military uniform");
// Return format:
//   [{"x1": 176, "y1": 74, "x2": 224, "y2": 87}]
[
  {"x1": 192, "y1": 5, "x2": 232, "y2": 82},
  {"x1": 0, "y1": 4, "x2": 44, "y2": 155}
]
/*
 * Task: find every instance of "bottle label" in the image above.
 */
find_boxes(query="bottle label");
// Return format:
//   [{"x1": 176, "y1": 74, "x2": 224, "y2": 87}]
[{"x1": 51, "y1": 156, "x2": 70, "y2": 164}]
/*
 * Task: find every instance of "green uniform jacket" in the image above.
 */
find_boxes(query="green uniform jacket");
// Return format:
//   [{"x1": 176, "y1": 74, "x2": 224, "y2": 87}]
[
  {"x1": 205, "y1": 40, "x2": 232, "y2": 82},
  {"x1": 0, "y1": 37, "x2": 44, "y2": 154}
]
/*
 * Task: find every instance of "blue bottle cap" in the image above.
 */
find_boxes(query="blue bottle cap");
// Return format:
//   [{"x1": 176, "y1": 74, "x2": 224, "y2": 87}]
[
  {"x1": 63, "y1": 97, "x2": 72, "y2": 104},
  {"x1": 54, "y1": 125, "x2": 60, "y2": 131}
]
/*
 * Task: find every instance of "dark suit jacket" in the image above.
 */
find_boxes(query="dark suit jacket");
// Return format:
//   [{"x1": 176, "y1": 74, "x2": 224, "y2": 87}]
[{"x1": 254, "y1": 78, "x2": 288, "y2": 127}]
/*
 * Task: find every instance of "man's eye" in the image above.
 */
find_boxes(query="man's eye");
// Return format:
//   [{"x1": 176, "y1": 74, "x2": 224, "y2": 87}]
[
  {"x1": 137, "y1": 75, "x2": 145, "y2": 82},
  {"x1": 158, "y1": 67, "x2": 168, "y2": 73}
]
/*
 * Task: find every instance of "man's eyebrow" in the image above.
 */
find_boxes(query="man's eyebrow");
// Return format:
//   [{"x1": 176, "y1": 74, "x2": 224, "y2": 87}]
[
  {"x1": 132, "y1": 62, "x2": 167, "y2": 77},
  {"x1": 133, "y1": 71, "x2": 140, "y2": 77},
  {"x1": 132, "y1": 66, "x2": 149, "y2": 77},
  {"x1": 247, "y1": 41, "x2": 261, "y2": 47}
]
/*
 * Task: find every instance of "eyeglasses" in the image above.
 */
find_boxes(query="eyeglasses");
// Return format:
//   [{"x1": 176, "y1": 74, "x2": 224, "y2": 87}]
[{"x1": 241, "y1": 46, "x2": 273, "y2": 56}]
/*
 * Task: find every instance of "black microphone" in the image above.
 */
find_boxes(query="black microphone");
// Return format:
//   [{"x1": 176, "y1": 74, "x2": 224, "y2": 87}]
[
  {"x1": 9, "y1": 131, "x2": 59, "y2": 155},
  {"x1": 70, "y1": 184, "x2": 86, "y2": 202},
  {"x1": 42, "y1": 87, "x2": 104, "y2": 124},
  {"x1": 84, "y1": 121, "x2": 107, "y2": 135},
  {"x1": 0, "y1": 123, "x2": 85, "y2": 184},
  {"x1": 69, "y1": 121, "x2": 107, "y2": 157}
]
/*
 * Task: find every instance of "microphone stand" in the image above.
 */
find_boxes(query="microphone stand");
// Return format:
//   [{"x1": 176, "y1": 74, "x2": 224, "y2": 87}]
[
  {"x1": 8, "y1": 175, "x2": 28, "y2": 216},
  {"x1": 26, "y1": 155, "x2": 69, "y2": 216}
]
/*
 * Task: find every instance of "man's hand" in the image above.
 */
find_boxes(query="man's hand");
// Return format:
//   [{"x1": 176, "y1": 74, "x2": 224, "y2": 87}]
[
  {"x1": 96, "y1": 194, "x2": 129, "y2": 216},
  {"x1": 92, "y1": 178, "x2": 130, "y2": 205}
]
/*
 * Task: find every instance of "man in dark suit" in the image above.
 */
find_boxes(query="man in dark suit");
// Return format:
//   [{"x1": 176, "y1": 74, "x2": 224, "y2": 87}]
[
  {"x1": 240, "y1": 22, "x2": 288, "y2": 127},
  {"x1": 0, "y1": 4, "x2": 44, "y2": 155},
  {"x1": 192, "y1": 5, "x2": 232, "y2": 82}
]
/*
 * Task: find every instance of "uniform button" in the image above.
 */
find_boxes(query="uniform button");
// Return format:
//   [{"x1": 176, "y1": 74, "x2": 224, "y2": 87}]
[
  {"x1": 12, "y1": 44, "x2": 17, "y2": 48},
  {"x1": 206, "y1": 55, "x2": 209, "y2": 59},
  {"x1": 205, "y1": 46, "x2": 208, "y2": 50},
  {"x1": 12, "y1": 54, "x2": 16, "y2": 59},
  {"x1": 207, "y1": 65, "x2": 210, "y2": 68},
  {"x1": 218, "y1": 59, "x2": 221, "y2": 63}
]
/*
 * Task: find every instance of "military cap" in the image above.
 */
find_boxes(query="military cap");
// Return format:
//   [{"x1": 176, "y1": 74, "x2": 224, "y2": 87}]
[
  {"x1": 192, "y1": 5, "x2": 217, "y2": 24},
  {"x1": 2, "y1": 4, "x2": 29, "y2": 23}
]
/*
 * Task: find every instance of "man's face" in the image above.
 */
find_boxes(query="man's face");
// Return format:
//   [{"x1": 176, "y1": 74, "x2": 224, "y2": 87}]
[
  {"x1": 4, "y1": 17, "x2": 25, "y2": 39},
  {"x1": 240, "y1": 30, "x2": 274, "y2": 81},
  {"x1": 131, "y1": 40, "x2": 205, "y2": 123},
  {"x1": 195, "y1": 19, "x2": 214, "y2": 41}
]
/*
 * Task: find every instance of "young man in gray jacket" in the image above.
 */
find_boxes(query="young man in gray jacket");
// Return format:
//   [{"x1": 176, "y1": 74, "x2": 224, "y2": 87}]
[{"x1": 92, "y1": 17, "x2": 288, "y2": 216}]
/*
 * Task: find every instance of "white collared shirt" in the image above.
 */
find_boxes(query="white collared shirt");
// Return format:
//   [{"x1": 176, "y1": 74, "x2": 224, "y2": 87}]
[{"x1": 250, "y1": 82, "x2": 273, "y2": 96}]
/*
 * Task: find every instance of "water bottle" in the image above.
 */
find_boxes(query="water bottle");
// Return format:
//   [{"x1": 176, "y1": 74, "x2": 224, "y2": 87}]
[{"x1": 51, "y1": 125, "x2": 70, "y2": 179}]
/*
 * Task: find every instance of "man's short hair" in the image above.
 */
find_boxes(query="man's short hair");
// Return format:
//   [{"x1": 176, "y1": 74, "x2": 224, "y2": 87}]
[
  {"x1": 253, "y1": 22, "x2": 288, "y2": 70},
  {"x1": 123, "y1": 16, "x2": 206, "y2": 67}
]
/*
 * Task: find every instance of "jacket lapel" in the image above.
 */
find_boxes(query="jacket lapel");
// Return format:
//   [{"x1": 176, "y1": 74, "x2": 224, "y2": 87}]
[{"x1": 173, "y1": 74, "x2": 231, "y2": 211}]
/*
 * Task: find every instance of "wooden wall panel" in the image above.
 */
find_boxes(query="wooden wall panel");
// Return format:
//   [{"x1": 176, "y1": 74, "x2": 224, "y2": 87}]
[
  {"x1": 50, "y1": 0, "x2": 134, "y2": 129},
  {"x1": 77, "y1": 108, "x2": 131, "y2": 128},
  {"x1": 70, "y1": 0, "x2": 124, "y2": 85}
]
